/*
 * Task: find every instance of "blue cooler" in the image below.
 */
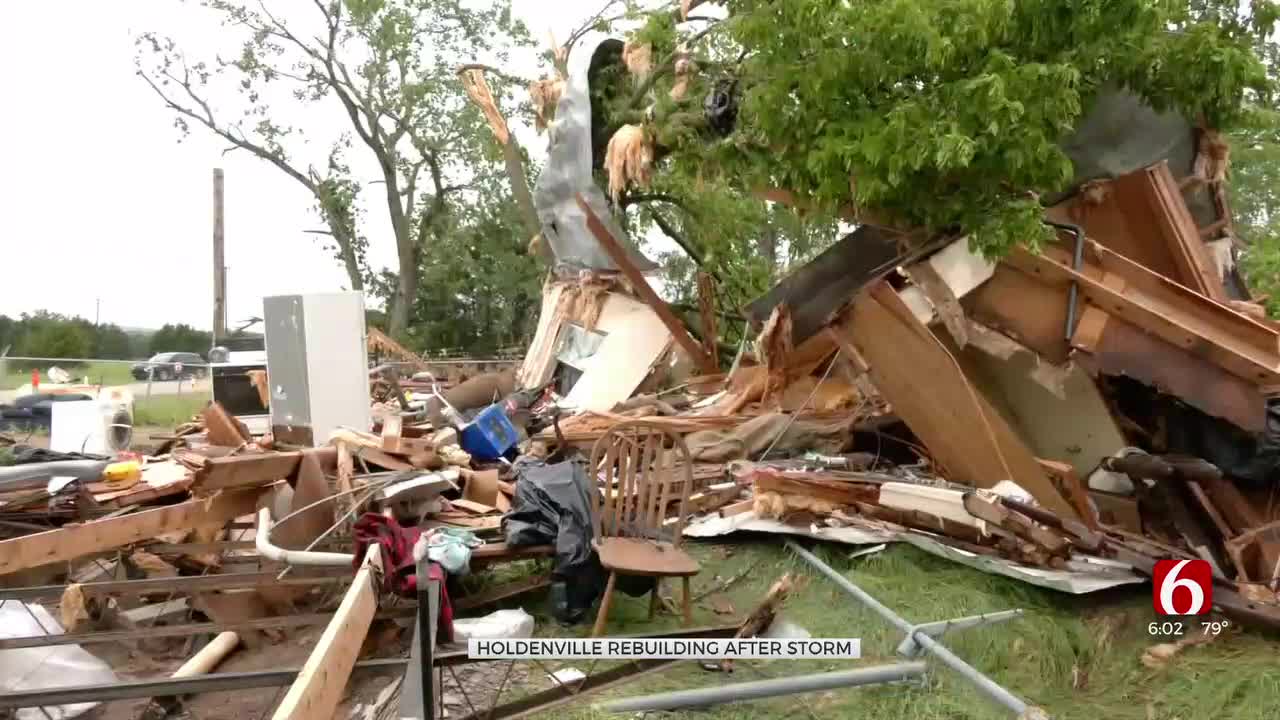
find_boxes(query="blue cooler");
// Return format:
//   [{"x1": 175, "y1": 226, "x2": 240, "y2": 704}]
[{"x1": 459, "y1": 404, "x2": 519, "y2": 460}]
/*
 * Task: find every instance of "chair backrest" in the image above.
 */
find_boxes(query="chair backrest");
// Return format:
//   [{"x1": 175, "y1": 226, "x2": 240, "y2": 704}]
[{"x1": 589, "y1": 420, "x2": 695, "y2": 545}]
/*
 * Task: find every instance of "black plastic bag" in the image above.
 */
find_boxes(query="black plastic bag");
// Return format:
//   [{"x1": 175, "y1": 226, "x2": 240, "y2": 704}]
[{"x1": 504, "y1": 457, "x2": 607, "y2": 623}]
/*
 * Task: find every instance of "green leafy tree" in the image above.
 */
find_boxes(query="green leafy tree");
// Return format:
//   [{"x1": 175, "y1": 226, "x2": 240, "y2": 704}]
[
  {"x1": 137, "y1": 0, "x2": 536, "y2": 338},
  {"x1": 604, "y1": 0, "x2": 1274, "y2": 264},
  {"x1": 149, "y1": 324, "x2": 213, "y2": 356},
  {"x1": 16, "y1": 311, "x2": 93, "y2": 360},
  {"x1": 93, "y1": 324, "x2": 134, "y2": 360}
]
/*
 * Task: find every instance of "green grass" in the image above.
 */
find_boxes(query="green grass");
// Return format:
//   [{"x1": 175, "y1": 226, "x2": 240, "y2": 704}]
[
  {"x1": 132, "y1": 391, "x2": 210, "y2": 427},
  {"x1": 1, "y1": 361, "x2": 137, "y2": 390},
  {"x1": 481, "y1": 539, "x2": 1280, "y2": 720}
]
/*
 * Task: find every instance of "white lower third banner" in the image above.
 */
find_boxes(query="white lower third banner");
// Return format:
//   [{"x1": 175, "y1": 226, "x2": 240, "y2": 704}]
[{"x1": 467, "y1": 638, "x2": 862, "y2": 660}]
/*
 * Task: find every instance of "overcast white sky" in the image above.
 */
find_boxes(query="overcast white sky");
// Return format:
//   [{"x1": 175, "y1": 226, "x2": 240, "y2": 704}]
[{"x1": 0, "y1": 0, "x2": 625, "y2": 331}]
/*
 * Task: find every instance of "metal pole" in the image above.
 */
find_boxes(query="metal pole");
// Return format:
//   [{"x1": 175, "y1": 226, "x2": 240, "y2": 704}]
[
  {"x1": 786, "y1": 541, "x2": 1033, "y2": 717},
  {"x1": 213, "y1": 168, "x2": 227, "y2": 342},
  {"x1": 600, "y1": 662, "x2": 925, "y2": 713}
]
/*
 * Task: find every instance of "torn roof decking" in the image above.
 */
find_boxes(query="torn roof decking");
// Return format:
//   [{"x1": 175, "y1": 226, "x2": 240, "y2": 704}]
[{"x1": 745, "y1": 225, "x2": 946, "y2": 346}]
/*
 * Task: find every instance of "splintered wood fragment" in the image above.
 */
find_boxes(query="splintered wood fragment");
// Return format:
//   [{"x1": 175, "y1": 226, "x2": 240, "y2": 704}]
[
  {"x1": 271, "y1": 546, "x2": 382, "y2": 720},
  {"x1": 381, "y1": 415, "x2": 403, "y2": 454},
  {"x1": 721, "y1": 573, "x2": 793, "y2": 672},
  {"x1": 750, "y1": 469, "x2": 878, "y2": 507},
  {"x1": 720, "y1": 499, "x2": 755, "y2": 517},
  {"x1": 203, "y1": 401, "x2": 250, "y2": 447},
  {"x1": 1036, "y1": 459, "x2": 1099, "y2": 530},
  {"x1": 696, "y1": 271, "x2": 719, "y2": 364},
  {"x1": 962, "y1": 492, "x2": 1069, "y2": 556}
]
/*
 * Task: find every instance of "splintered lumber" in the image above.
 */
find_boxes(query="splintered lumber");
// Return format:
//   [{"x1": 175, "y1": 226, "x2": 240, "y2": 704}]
[
  {"x1": 576, "y1": 193, "x2": 717, "y2": 374},
  {"x1": 841, "y1": 282, "x2": 1077, "y2": 519},
  {"x1": 961, "y1": 492, "x2": 1069, "y2": 556},
  {"x1": 272, "y1": 546, "x2": 382, "y2": 720},
  {"x1": 381, "y1": 414, "x2": 403, "y2": 454},
  {"x1": 194, "y1": 452, "x2": 302, "y2": 491},
  {"x1": 1036, "y1": 459, "x2": 1099, "y2": 530},
  {"x1": 0, "y1": 488, "x2": 264, "y2": 576},
  {"x1": 721, "y1": 574, "x2": 793, "y2": 672},
  {"x1": 750, "y1": 470, "x2": 878, "y2": 507},
  {"x1": 203, "y1": 402, "x2": 250, "y2": 447},
  {"x1": 683, "y1": 483, "x2": 743, "y2": 514}
]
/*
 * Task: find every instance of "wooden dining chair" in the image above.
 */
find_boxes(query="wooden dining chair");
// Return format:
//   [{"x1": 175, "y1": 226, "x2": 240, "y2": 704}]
[{"x1": 588, "y1": 420, "x2": 700, "y2": 637}]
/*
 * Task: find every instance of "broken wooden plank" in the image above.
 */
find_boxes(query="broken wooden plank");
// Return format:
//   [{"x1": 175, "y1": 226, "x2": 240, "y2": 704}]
[
  {"x1": 272, "y1": 546, "x2": 382, "y2": 720},
  {"x1": 0, "y1": 489, "x2": 265, "y2": 576},
  {"x1": 683, "y1": 483, "x2": 743, "y2": 515},
  {"x1": 721, "y1": 574, "x2": 793, "y2": 672},
  {"x1": 576, "y1": 193, "x2": 717, "y2": 374},
  {"x1": 1139, "y1": 161, "x2": 1229, "y2": 303},
  {"x1": 962, "y1": 492, "x2": 1069, "y2": 556},
  {"x1": 202, "y1": 402, "x2": 250, "y2": 447},
  {"x1": 842, "y1": 282, "x2": 1078, "y2": 519},
  {"x1": 1036, "y1": 459, "x2": 1099, "y2": 530},
  {"x1": 750, "y1": 470, "x2": 877, "y2": 507},
  {"x1": 451, "y1": 499, "x2": 497, "y2": 515},
  {"x1": 194, "y1": 452, "x2": 302, "y2": 491}
]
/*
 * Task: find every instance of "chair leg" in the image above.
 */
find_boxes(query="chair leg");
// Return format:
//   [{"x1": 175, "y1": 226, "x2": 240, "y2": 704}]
[
  {"x1": 681, "y1": 576, "x2": 692, "y2": 627},
  {"x1": 592, "y1": 571, "x2": 618, "y2": 638},
  {"x1": 649, "y1": 579, "x2": 661, "y2": 620}
]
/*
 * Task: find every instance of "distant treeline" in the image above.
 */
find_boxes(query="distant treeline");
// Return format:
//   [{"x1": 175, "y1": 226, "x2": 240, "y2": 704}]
[{"x1": 0, "y1": 311, "x2": 211, "y2": 365}]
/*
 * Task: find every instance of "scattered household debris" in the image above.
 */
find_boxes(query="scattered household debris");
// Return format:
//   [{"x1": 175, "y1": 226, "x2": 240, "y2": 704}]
[{"x1": 2, "y1": 26, "x2": 1279, "y2": 720}]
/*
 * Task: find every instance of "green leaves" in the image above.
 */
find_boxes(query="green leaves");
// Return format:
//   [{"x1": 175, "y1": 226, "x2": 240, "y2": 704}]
[{"x1": 624, "y1": 0, "x2": 1273, "y2": 259}]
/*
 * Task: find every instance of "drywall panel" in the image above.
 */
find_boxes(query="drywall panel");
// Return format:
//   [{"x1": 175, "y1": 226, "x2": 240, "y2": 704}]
[{"x1": 564, "y1": 293, "x2": 672, "y2": 413}]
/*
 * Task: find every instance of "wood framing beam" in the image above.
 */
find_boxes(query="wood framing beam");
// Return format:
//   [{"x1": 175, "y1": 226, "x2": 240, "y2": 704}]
[
  {"x1": 272, "y1": 546, "x2": 382, "y2": 720},
  {"x1": 0, "y1": 489, "x2": 265, "y2": 576},
  {"x1": 1005, "y1": 243, "x2": 1280, "y2": 385},
  {"x1": 195, "y1": 452, "x2": 302, "y2": 491},
  {"x1": 575, "y1": 193, "x2": 718, "y2": 374},
  {"x1": 1139, "y1": 162, "x2": 1228, "y2": 302}
]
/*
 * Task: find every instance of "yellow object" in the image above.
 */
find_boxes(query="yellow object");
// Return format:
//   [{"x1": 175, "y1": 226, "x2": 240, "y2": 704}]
[{"x1": 102, "y1": 460, "x2": 142, "y2": 486}]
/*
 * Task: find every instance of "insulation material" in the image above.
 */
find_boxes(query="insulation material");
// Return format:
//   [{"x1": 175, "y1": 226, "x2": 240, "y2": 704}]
[
  {"x1": 0, "y1": 603, "x2": 119, "y2": 719},
  {"x1": 563, "y1": 293, "x2": 673, "y2": 412},
  {"x1": 670, "y1": 49, "x2": 695, "y2": 101},
  {"x1": 621, "y1": 41, "x2": 652, "y2": 83},
  {"x1": 529, "y1": 77, "x2": 564, "y2": 134},
  {"x1": 605, "y1": 124, "x2": 654, "y2": 201}
]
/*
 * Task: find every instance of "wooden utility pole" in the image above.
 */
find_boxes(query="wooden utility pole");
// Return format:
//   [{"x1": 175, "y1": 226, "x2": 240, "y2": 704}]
[{"x1": 213, "y1": 168, "x2": 227, "y2": 341}]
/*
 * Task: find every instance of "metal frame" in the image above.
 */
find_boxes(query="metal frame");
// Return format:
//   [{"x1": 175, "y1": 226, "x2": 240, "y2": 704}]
[{"x1": 787, "y1": 541, "x2": 1044, "y2": 718}]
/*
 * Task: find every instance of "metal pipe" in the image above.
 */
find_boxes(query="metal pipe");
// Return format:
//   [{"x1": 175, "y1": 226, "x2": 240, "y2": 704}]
[
  {"x1": 1044, "y1": 220, "x2": 1085, "y2": 341},
  {"x1": 786, "y1": 541, "x2": 1033, "y2": 717},
  {"x1": 600, "y1": 662, "x2": 925, "y2": 713},
  {"x1": 254, "y1": 508, "x2": 354, "y2": 566}
]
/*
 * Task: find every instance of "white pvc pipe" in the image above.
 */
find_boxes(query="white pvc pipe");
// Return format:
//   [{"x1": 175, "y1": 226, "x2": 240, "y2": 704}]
[{"x1": 255, "y1": 507, "x2": 355, "y2": 566}]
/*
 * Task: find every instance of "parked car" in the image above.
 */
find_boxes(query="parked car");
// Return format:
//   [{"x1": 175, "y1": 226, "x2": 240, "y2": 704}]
[{"x1": 130, "y1": 352, "x2": 207, "y2": 381}]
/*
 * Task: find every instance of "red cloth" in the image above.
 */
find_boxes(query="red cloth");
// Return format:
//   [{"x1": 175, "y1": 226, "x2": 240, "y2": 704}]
[{"x1": 352, "y1": 513, "x2": 453, "y2": 642}]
